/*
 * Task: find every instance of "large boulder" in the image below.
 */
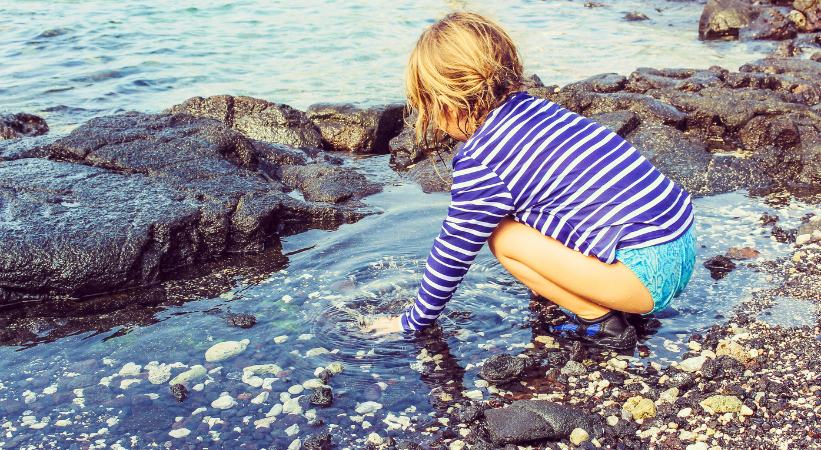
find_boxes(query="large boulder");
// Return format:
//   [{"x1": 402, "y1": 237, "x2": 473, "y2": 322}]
[
  {"x1": 483, "y1": 400, "x2": 603, "y2": 445},
  {"x1": 0, "y1": 113, "x2": 48, "y2": 140},
  {"x1": 167, "y1": 95, "x2": 323, "y2": 149},
  {"x1": 699, "y1": 0, "x2": 756, "y2": 40},
  {"x1": 305, "y1": 103, "x2": 405, "y2": 153},
  {"x1": 0, "y1": 112, "x2": 378, "y2": 304},
  {"x1": 388, "y1": 110, "x2": 458, "y2": 170}
]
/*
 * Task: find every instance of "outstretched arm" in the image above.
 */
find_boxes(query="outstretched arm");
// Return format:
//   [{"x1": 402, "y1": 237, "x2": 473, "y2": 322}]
[{"x1": 401, "y1": 154, "x2": 514, "y2": 332}]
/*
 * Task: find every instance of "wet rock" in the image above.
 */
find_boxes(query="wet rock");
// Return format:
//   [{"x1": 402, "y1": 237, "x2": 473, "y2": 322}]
[
  {"x1": 703, "y1": 255, "x2": 737, "y2": 280},
  {"x1": 590, "y1": 111, "x2": 640, "y2": 137},
  {"x1": 699, "y1": 0, "x2": 755, "y2": 40},
  {"x1": 169, "y1": 365, "x2": 207, "y2": 385},
  {"x1": 303, "y1": 431, "x2": 333, "y2": 450},
  {"x1": 309, "y1": 386, "x2": 333, "y2": 407},
  {"x1": 168, "y1": 95, "x2": 323, "y2": 149},
  {"x1": 226, "y1": 313, "x2": 257, "y2": 329},
  {"x1": 483, "y1": 400, "x2": 602, "y2": 445},
  {"x1": 0, "y1": 112, "x2": 372, "y2": 304},
  {"x1": 205, "y1": 339, "x2": 250, "y2": 362},
  {"x1": 405, "y1": 147, "x2": 456, "y2": 193},
  {"x1": 278, "y1": 162, "x2": 382, "y2": 203},
  {"x1": 742, "y1": 8, "x2": 798, "y2": 40},
  {"x1": 624, "y1": 11, "x2": 650, "y2": 21},
  {"x1": 170, "y1": 384, "x2": 188, "y2": 402},
  {"x1": 211, "y1": 392, "x2": 237, "y2": 410},
  {"x1": 395, "y1": 441, "x2": 423, "y2": 450},
  {"x1": 678, "y1": 355, "x2": 708, "y2": 373},
  {"x1": 560, "y1": 360, "x2": 587, "y2": 377},
  {"x1": 794, "y1": 0, "x2": 821, "y2": 31},
  {"x1": 306, "y1": 103, "x2": 405, "y2": 153},
  {"x1": 570, "y1": 427, "x2": 591, "y2": 445},
  {"x1": 479, "y1": 353, "x2": 527, "y2": 384},
  {"x1": 725, "y1": 247, "x2": 760, "y2": 260},
  {"x1": 0, "y1": 113, "x2": 48, "y2": 140},
  {"x1": 388, "y1": 110, "x2": 458, "y2": 170},
  {"x1": 622, "y1": 396, "x2": 657, "y2": 420},
  {"x1": 715, "y1": 339, "x2": 751, "y2": 363}
]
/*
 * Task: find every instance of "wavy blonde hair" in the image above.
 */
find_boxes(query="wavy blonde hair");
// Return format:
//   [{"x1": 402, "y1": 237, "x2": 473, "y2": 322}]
[{"x1": 405, "y1": 11, "x2": 524, "y2": 147}]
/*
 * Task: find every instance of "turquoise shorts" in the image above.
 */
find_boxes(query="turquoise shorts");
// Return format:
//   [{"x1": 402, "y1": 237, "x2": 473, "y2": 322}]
[{"x1": 615, "y1": 226, "x2": 697, "y2": 315}]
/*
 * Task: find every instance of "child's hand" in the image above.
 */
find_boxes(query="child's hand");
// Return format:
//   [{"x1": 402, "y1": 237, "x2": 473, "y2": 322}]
[{"x1": 361, "y1": 315, "x2": 403, "y2": 336}]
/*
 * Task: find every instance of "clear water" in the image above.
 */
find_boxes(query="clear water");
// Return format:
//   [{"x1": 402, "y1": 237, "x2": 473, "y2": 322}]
[{"x1": 0, "y1": 0, "x2": 806, "y2": 448}]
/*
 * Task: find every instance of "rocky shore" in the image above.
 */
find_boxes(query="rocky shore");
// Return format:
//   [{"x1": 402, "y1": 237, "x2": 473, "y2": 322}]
[{"x1": 0, "y1": 3, "x2": 820, "y2": 447}]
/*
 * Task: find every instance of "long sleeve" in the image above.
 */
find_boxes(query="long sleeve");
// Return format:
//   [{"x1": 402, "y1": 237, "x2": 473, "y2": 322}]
[{"x1": 401, "y1": 154, "x2": 514, "y2": 332}]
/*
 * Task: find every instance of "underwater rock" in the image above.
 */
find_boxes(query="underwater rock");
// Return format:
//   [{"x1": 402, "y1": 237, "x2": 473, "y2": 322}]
[
  {"x1": 0, "y1": 112, "x2": 375, "y2": 305},
  {"x1": 483, "y1": 400, "x2": 602, "y2": 445},
  {"x1": 205, "y1": 339, "x2": 250, "y2": 362},
  {"x1": 168, "y1": 94, "x2": 323, "y2": 149},
  {"x1": 725, "y1": 246, "x2": 760, "y2": 260},
  {"x1": 170, "y1": 384, "x2": 188, "y2": 402},
  {"x1": 309, "y1": 386, "x2": 333, "y2": 407},
  {"x1": 703, "y1": 255, "x2": 737, "y2": 280},
  {"x1": 624, "y1": 11, "x2": 650, "y2": 21},
  {"x1": 226, "y1": 313, "x2": 257, "y2": 329},
  {"x1": 479, "y1": 353, "x2": 527, "y2": 384},
  {"x1": 169, "y1": 365, "x2": 207, "y2": 385},
  {"x1": 211, "y1": 392, "x2": 238, "y2": 410},
  {"x1": 0, "y1": 113, "x2": 48, "y2": 140},
  {"x1": 306, "y1": 103, "x2": 405, "y2": 153},
  {"x1": 303, "y1": 431, "x2": 333, "y2": 450},
  {"x1": 278, "y1": 162, "x2": 382, "y2": 203}
]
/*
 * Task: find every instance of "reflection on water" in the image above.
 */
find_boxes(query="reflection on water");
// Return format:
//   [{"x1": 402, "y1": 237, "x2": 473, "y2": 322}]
[{"x1": 0, "y1": 155, "x2": 816, "y2": 447}]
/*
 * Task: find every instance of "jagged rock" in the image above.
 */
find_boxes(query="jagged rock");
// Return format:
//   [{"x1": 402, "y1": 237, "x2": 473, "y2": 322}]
[
  {"x1": 624, "y1": 11, "x2": 650, "y2": 21},
  {"x1": 794, "y1": 0, "x2": 821, "y2": 31},
  {"x1": 479, "y1": 354, "x2": 527, "y2": 384},
  {"x1": 483, "y1": 400, "x2": 602, "y2": 445},
  {"x1": 590, "y1": 111, "x2": 641, "y2": 137},
  {"x1": 704, "y1": 255, "x2": 737, "y2": 279},
  {"x1": 0, "y1": 113, "x2": 48, "y2": 140},
  {"x1": 309, "y1": 386, "x2": 333, "y2": 407},
  {"x1": 278, "y1": 163, "x2": 382, "y2": 203},
  {"x1": 226, "y1": 313, "x2": 256, "y2": 329},
  {"x1": 629, "y1": 124, "x2": 711, "y2": 196},
  {"x1": 405, "y1": 147, "x2": 456, "y2": 193},
  {"x1": 306, "y1": 103, "x2": 405, "y2": 153},
  {"x1": 388, "y1": 110, "x2": 458, "y2": 170},
  {"x1": 170, "y1": 384, "x2": 188, "y2": 402},
  {"x1": 742, "y1": 8, "x2": 798, "y2": 40},
  {"x1": 167, "y1": 95, "x2": 323, "y2": 149},
  {"x1": 0, "y1": 112, "x2": 376, "y2": 304},
  {"x1": 303, "y1": 431, "x2": 333, "y2": 450}
]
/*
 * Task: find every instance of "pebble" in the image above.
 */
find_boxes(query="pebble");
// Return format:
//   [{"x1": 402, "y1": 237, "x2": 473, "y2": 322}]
[
  {"x1": 119, "y1": 379, "x2": 141, "y2": 390},
  {"x1": 302, "y1": 378, "x2": 324, "y2": 389},
  {"x1": 700, "y1": 395, "x2": 742, "y2": 414},
  {"x1": 326, "y1": 362, "x2": 345, "y2": 374},
  {"x1": 678, "y1": 356, "x2": 707, "y2": 373},
  {"x1": 288, "y1": 439, "x2": 301, "y2": 450},
  {"x1": 355, "y1": 401, "x2": 383, "y2": 415},
  {"x1": 211, "y1": 393, "x2": 237, "y2": 410},
  {"x1": 205, "y1": 339, "x2": 250, "y2": 362},
  {"x1": 267, "y1": 404, "x2": 283, "y2": 417},
  {"x1": 285, "y1": 423, "x2": 299, "y2": 436},
  {"x1": 254, "y1": 416, "x2": 277, "y2": 429},
  {"x1": 288, "y1": 385, "x2": 304, "y2": 395},
  {"x1": 715, "y1": 339, "x2": 750, "y2": 363},
  {"x1": 118, "y1": 362, "x2": 142, "y2": 377},
  {"x1": 367, "y1": 432, "x2": 384, "y2": 445},
  {"x1": 561, "y1": 360, "x2": 587, "y2": 376},
  {"x1": 677, "y1": 407, "x2": 693, "y2": 418},
  {"x1": 305, "y1": 347, "x2": 329, "y2": 357},
  {"x1": 169, "y1": 428, "x2": 191, "y2": 438},
  {"x1": 251, "y1": 392, "x2": 268, "y2": 404},
  {"x1": 607, "y1": 358, "x2": 628, "y2": 370},
  {"x1": 686, "y1": 443, "x2": 708, "y2": 450},
  {"x1": 606, "y1": 415, "x2": 619, "y2": 426},
  {"x1": 623, "y1": 395, "x2": 656, "y2": 419},
  {"x1": 170, "y1": 384, "x2": 188, "y2": 402},
  {"x1": 148, "y1": 364, "x2": 171, "y2": 384},
  {"x1": 570, "y1": 428, "x2": 590, "y2": 445},
  {"x1": 169, "y1": 365, "x2": 207, "y2": 385},
  {"x1": 274, "y1": 335, "x2": 289, "y2": 344},
  {"x1": 283, "y1": 398, "x2": 303, "y2": 415},
  {"x1": 449, "y1": 440, "x2": 466, "y2": 450},
  {"x1": 658, "y1": 387, "x2": 679, "y2": 404}
]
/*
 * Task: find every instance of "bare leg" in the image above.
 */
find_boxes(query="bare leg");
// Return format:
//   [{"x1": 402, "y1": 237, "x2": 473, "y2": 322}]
[{"x1": 488, "y1": 217, "x2": 653, "y2": 319}]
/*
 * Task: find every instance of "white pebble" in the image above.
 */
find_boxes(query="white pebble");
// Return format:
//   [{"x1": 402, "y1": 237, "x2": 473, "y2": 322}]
[
  {"x1": 205, "y1": 339, "x2": 250, "y2": 362},
  {"x1": 169, "y1": 428, "x2": 191, "y2": 438},
  {"x1": 211, "y1": 393, "x2": 237, "y2": 410}
]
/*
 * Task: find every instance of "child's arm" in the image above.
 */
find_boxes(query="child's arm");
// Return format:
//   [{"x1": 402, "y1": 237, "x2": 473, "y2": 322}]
[{"x1": 400, "y1": 154, "x2": 514, "y2": 332}]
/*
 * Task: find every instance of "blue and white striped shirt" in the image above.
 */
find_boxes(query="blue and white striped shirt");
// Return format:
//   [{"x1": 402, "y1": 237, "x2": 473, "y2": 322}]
[{"x1": 401, "y1": 91, "x2": 694, "y2": 332}]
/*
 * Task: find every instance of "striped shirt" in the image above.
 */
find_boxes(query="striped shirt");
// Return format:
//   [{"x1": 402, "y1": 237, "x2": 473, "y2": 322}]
[{"x1": 400, "y1": 91, "x2": 694, "y2": 332}]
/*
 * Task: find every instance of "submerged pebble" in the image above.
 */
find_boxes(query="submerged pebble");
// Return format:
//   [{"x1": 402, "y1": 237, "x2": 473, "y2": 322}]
[
  {"x1": 211, "y1": 392, "x2": 237, "y2": 410},
  {"x1": 205, "y1": 339, "x2": 250, "y2": 362}
]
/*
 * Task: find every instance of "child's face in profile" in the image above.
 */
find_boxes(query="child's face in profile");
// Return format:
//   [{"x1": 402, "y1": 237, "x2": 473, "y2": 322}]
[{"x1": 436, "y1": 106, "x2": 469, "y2": 142}]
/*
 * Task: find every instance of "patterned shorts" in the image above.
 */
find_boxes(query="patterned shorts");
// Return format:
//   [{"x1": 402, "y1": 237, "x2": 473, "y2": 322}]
[{"x1": 615, "y1": 226, "x2": 697, "y2": 314}]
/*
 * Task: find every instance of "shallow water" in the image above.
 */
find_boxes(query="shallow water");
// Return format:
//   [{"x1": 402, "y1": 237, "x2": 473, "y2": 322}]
[
  {"x1": 0, "y1": 0, "x2": 807, "y2": 448},
  {"x1": 1, "y1": 0, "x2": 774, "y2": 133},
  {"x1": 0, "y1": 154, "x2": 817, "y2": 448}
]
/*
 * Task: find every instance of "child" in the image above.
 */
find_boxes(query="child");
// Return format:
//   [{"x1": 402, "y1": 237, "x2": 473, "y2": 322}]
[{"x1": 364, "y1": 12, "x2": 696, "y2": 350}]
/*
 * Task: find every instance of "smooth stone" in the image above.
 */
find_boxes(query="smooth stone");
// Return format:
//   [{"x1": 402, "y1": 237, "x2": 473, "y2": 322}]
[
  {"x1": 326, "y1": 362, "x2": 344, "y2": 374},
  {"x1": 169, "y1": 428, "x2": 191, "y2": 438},
  {"x1": 205, "y1": 339, "x2": 250, "y2": 362},
  {"x1": 118, "y1": 362, "x2": 142, "y2": 377},
  {"x1": 678, "y1": 356, "x2": 707, "y2": 373},
  {"x1": 355, "y1": 401, "x2": 383, "y2": 415},
  {"x1": 211, "y1": 393, "x2": 238, "y2": 410},
  {"x1": 169, "y1": 365, "x2": 207, "y2": 385},
  {"x1": 483, "y1": 400, "x2": 601, "y2": 445},
  {"x1": 700, "y1": 395, "x2": 743, "y2": 414},
  {"x1": 570, "y1": 427, "x2": 590, "y2": 445},
  {"x1": 148, "y1": 364, "x2": 172, "y2": 384}
]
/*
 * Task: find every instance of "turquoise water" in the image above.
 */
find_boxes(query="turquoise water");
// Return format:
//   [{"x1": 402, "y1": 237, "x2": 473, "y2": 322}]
[
  {"x1": 2, "y1": 0, "x2": 772, "y2": 133},
  {"x1": 0, "y1": 1, "x2": 802, "y2": 448}
]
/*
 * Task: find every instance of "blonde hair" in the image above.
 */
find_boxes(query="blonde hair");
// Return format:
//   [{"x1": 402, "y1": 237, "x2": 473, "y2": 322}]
[{"x1": 405, "y1": 11, "x2": 524, "y2": 147}]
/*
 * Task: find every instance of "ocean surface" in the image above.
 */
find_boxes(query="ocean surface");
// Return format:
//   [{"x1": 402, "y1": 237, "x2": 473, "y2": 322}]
[{"x1": 0, "y1": 1, "x2": 812, "y2": 449}]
